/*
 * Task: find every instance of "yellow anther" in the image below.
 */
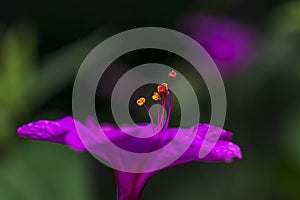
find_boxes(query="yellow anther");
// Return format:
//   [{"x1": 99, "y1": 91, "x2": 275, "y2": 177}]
[
  {"x1": 140, "y1": 97, "x2": 146, "y2": 103},
  {"x1": 157, "y1": 83, "x2": 168, "y2": 95},
  {"x1": 168, "y1": 70, "x2": 177, "y2": 79},
  {"x1": 152, "y1": 92, "x2": 161, "y2": 101},
  {"x1": 136, "y1": 97, "x2": 146, "y2": 106}
]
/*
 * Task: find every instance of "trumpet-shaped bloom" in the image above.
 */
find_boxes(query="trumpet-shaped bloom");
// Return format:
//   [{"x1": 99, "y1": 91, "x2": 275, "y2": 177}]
[{"x1": 17, "y1": 71, "x2": 242, "y2": 200}]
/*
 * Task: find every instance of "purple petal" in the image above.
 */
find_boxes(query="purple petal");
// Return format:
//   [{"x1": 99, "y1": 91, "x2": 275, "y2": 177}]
[
  {"x1": 17, "y1": 117, "x2": 242, "y2": 170},
  {"x1": 195, "y1": 124, "x2": 233, "y2": 141},
  {"x1": 199, "y1": 140, "x2": 242, "y2": 163},
  {"x1": 171, "y1": 139, "x2": 242, "y2": 166},
  {"x1": 83, "y1": 119, "x2": 242, "y2": 171},
  {"x1": 167, "y1": 125, "x2": 242, "y2": 167},
  {"x1": 17, "y1": 116, "x2": 86, "y2": 151}
]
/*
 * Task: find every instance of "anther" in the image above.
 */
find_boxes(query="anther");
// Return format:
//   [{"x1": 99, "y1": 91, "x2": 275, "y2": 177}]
[
  {"x1": 152, "y1": 92, "x2": 161, "y2": 101},
  {"x1": 136, "y1": 97, "x2": 146, "y2": 106},
  {"x1": 157, "y1": 83, "x2": 169, "y2": 96}
]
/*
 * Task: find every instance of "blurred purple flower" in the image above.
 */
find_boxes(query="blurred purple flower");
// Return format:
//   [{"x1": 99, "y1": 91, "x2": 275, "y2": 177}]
[
  {"x1": 181, "y1": 14, "x2": 258, "y2": 75},
  {"x1": 17, "y1": 72, "x2": 242, "y2": 200}
]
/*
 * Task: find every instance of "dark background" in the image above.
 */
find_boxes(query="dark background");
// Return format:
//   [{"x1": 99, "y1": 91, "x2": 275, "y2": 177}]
[{"x1": 1, "y1": 0, "x2": 300, "y2": 199}]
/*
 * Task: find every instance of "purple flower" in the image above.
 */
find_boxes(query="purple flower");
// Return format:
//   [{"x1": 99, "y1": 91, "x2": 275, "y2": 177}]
[
  {"x1": 180, "y1": 14, "x2": 258, "y2": 75},
  {"x1": 17, "y1": 71, "x2": 242, "y2": 200}
]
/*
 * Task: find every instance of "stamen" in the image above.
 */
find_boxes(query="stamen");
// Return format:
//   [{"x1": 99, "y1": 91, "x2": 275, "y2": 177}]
[
  {"x1": 136, "y1": 97, "x2": 146, "y2": 106},
  {"x1": 136, "y1": 97, "x2": 155, "y2": 132},
  {"x1": 158, "y1": 96, "x2": 167, "y2": 129},
  {"x1": 156, "y1": 102, "x2": 160, "y2": 129},
  {"x1": 136, "y1": 70, "x2": 177, "y2": 133},
  {"x1": 162, "y1": 83, "x2": 168, "y2": 90},
  {"x1": 157, "y1": 83, "x2": 169, "y2": 96},
  {"x1": 152, "y1": 92, "x2": 161, "y2": 101},
  {"x1": 143, "y1": 104, "x2": 155, "y2": 132}
]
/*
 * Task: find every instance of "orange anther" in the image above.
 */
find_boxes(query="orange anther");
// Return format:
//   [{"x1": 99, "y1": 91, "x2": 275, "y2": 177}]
[
  {"x1": 152, "y1": 92, "x2": 161, "y2": 101},
  {"x1": 157, "y1": 83, "x2": 168, "y2": 95},
  {"x1": 136, "y1": 97, "x2": 146, "y2": 106}
]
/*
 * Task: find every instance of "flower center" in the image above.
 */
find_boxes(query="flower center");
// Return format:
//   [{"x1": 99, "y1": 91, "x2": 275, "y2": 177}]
[{"x1": 136, "y1": 70, "x2": 177, "y2": 133}]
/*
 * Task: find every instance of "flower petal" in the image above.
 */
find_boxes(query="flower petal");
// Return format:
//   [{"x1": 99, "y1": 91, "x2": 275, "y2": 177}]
[
  {"x1": 17, "y1": 116, "x2": 86, "y2": 151},
  {"x1": 17, "y1": 117, "x2": 242, "y2": 171},
  {"x1": 167, "y1": 125, "x2": 242, "y2": 167},
  {"x1": 200, "y1": 140, "x2": 242, "y2": 163},
  {"x1": 195, "y1": 124, "x2": 233, "y2": 141},
  {"x1": 82, "y1": 120, "x2": 242, "y2": 172},
  {"x1": 81, "y1": 119, "x2": 241, "y2": 163}
]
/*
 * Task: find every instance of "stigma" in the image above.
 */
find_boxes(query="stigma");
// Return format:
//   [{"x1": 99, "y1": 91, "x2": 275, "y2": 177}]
[{"x1": 168, "y1": 70, "x2": 177, "y2": 79}]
